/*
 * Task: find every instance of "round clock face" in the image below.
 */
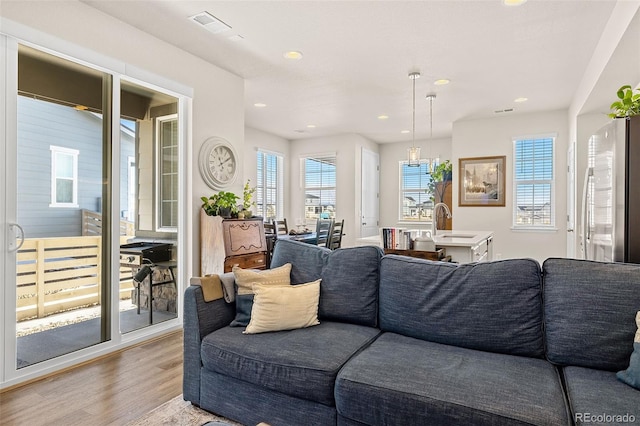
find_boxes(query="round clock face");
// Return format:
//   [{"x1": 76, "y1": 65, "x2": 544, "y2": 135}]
[{"x1": 198, "y1": 137, "x2": 238, "y2": 190}]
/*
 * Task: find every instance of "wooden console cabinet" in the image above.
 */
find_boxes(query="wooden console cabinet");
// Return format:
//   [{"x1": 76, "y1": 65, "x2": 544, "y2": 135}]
[{"x1": 200, "y1": 212, "x2": 267, "y2": 275}]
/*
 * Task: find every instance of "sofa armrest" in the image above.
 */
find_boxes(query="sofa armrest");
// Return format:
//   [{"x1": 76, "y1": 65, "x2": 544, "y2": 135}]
[{"x1": 183, "y1": 283, "x2": 235, "y2": 404}]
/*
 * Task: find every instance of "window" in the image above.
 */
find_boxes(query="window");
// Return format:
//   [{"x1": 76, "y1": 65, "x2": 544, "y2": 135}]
[
  {"x1": 399, "y1": 160, "x2": 433, "y2": 222},
  {"x1": 50, "y1": 145, "x2": 79, "y2": 207},
  {"x1": 256, "y1": 150, "x2": 284, "y2": 220},
  {"x1": 157, "y1": 114, "x2": 178, "y2": 231},
  {"x1": 513, "y1": 136, "x2": 555, "y2": 228},
  {"x1": 303, "y1": 155, "x2": 336, "y2": 221}
]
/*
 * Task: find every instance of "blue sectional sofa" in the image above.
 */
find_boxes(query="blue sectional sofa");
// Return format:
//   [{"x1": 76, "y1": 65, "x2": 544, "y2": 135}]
[{"x1": 183, "y1": 239, "x2": 640, "y2": 425}]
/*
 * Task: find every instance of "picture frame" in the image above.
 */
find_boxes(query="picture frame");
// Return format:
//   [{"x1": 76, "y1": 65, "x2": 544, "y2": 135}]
[{"x1": 458, "y1": 156, "x2": 506, "y2": 207}]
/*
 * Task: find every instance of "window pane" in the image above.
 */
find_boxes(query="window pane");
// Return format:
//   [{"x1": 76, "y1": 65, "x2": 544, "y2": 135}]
[
  {"x1": 514, "y1": 137, "x2": 554, "y2": 227},
  {"x1": 304, "y1": 156, "x2": 336, "y2": 220},
  {"x1": 400, "y1": 161, "x2": 433, "y2": 221},
  {"x1": 55, "y1": 152, "x2": 74, "y2": 178},
  {"x1": 155, "y1": 114, "x2": 178, "y2": 230},
  {"x1": 256, "y1": 151, "x2": 283, "y2": 220},
  {"x1": 55, "y1": 178, "x2": 73, "y2": 203}
]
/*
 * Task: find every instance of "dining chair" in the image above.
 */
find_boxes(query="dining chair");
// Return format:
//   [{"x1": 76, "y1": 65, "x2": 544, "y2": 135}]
[
  {"x1": 327, "y1": 219, "x2": 344, "y2": 250},
  {"x1": 263, "y1": 221, "x2": 277, "y2": 267},
  {"x1": 274, "y1": 218, "x2": 289, "y2": 235},
  {"x1": 315, "y1": 218, "x2": 333, "y2": 247}
]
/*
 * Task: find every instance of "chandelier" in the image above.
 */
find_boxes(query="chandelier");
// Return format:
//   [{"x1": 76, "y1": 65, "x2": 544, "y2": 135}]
[{"x1": 407, "y1": 71, "x2": 421, "y2": 167}]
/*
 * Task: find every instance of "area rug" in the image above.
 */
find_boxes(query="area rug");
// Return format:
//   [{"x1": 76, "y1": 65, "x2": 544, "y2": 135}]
[{"x1": 126, "y1": 394, "x2": 242, "y2": 426}]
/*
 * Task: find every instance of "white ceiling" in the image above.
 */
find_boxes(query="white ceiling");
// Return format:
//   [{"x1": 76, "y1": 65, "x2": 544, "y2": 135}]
[{"x1": 82, "y1": 0, "x2": 624, "y2": 143}]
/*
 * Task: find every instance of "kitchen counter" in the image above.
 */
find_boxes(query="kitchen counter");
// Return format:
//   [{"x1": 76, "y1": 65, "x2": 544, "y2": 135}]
[
  {"x1": 433, "y1": 230, "x2": 493, "y2": 263},
  {"x1": 356, "y1": 230, "x2": 494, "y2": 264},
  {"x1": 432, "y1": 230, "x2": 493, "y2": 247}
]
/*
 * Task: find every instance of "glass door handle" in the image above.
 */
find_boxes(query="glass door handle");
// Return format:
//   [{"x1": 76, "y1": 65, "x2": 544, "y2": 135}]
[{"x1": 8, "y1": 223, "x2": 25, "y2": 252}]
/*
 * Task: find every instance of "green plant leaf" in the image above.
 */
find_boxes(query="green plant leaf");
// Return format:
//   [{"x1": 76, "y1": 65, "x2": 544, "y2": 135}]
[{"x1": 618, "y1": 85, "x2": 632, "y2": 99}]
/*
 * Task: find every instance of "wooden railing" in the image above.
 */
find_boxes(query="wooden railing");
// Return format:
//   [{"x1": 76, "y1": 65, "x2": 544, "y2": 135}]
[
  {"x1": 82, "y1": 209, "x2": 135, "y2": 237},
  {"x1": 16, "y1": 235, "x2": 135, "y2": 321}
]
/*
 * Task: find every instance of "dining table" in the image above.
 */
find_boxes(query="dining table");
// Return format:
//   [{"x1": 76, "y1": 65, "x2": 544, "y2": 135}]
[{"x1": 278, "y1": 232, "x2": 319, "y2": 245}]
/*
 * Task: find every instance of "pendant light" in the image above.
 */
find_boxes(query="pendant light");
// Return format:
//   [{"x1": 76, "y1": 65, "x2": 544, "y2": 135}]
[
  {"x1": 407, "y1": 71, "x2": 421, "y2": 167},
  {"x1": 426, "y1": 93, "x2": 436, "y2": 173}
]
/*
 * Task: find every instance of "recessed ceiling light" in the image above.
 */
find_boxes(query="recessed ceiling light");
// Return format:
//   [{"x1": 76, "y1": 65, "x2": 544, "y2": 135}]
[
  {"x1": 434, "y1": 79, "x2": 450, "y2": 86},
  {"x1": 514, "y1": 97, "x2": 528, "y2": 103},
  {"x1": 377, "y1": 115, "x2": 389, "y2": 120},
  {"x1": 254, "y1": 103, "x2": 267, "y2": 108},
  {"x1": 283, "y1": 51, "x2": 303, "y2": 60},
  {"x1": 306, "y1": 124, "x2": 316, "y2": 128},
  {"x1": 503, "y1": 0, "x2": 527, "y2": 6},
  {"x1": 401, "y1": 130, "x2": 410, "y2": 134}
]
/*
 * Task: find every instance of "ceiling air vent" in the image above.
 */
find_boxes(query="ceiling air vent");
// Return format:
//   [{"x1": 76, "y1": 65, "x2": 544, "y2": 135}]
[{"x1": 189, "y1": 11, "x2": 231, "y2": 34}]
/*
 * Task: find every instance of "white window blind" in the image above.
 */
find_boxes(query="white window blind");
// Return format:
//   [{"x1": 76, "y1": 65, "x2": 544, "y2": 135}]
[
  {"x1": 513, "y1": 136, "x2": 555, "y2": 228},
  {"x1": 303, "y1": 155, "x2": 336, "y2": 221},
  {"x1": 399, "y1": 160, "x2": 433, "y2": 222},
  {"x1": 256, "y1": 150, "x2": 284, "y2": 220}
]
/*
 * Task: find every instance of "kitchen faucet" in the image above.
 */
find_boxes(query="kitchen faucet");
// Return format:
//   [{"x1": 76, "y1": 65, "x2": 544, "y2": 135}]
[{"x1": 432, "y1": 203, "x2": 452, "y2": 237}]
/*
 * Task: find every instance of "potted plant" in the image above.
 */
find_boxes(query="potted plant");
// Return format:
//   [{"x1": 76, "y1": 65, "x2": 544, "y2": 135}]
[
  {"x1": 609, "y1": 85, "x2": 640, "y2": 119},
  {"x1": 201, "y1": 191, "x2": 239, "y2": 218},
  {"x1": 238, "y1": 180, "x2": 257, "y2": 219},
  {"x1": 427, "y1": 160, "x2": 453, "y2": 203}
]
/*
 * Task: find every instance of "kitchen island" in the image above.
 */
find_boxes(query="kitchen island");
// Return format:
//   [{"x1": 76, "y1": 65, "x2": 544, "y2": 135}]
[{"x1": 356, "y1": 230, "x2": 494, "y2": 264}]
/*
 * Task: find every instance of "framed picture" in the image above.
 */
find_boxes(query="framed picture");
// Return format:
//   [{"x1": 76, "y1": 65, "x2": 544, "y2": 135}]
[{"x1": 458, "y1": 156, "x2": 506, "y2": 207}]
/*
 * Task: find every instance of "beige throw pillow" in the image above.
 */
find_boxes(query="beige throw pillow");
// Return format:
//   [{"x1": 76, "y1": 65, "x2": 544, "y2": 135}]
[
  {"x1": 244, "y1": 280, "x2": 321, "y2": 334},
  {"x1": 233, "y1": 263, "x2": 292, "y2": 295},
  {"x1": 230, "y1": 263, "x2": 292, "y2": 327}
]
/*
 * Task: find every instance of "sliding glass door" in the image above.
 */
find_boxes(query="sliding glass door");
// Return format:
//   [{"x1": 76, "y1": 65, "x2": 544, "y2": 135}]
[
  {"x1": 2, "y1": 40, "x2": 185, "y2": 381},
  {"x1": 15, "y1": 45, "x2": 111, "y2": 368}
]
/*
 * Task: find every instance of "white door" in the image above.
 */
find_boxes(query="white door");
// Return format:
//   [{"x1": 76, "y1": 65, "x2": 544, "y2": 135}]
[
  {"x1": 566, "y1": 142, "x2": 576, "y2": 258},
  {"x1": 361, "y1": 148, "x2": 379, "y2": 238}
]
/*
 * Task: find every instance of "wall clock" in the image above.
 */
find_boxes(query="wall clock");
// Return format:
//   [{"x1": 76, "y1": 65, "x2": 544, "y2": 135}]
[{"x1": 198, "y1": 137, "x2": 239, "y2": 190}]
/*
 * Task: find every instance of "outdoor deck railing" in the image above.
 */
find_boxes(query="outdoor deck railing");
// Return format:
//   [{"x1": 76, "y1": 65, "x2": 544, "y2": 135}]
[{"x1": 16, "y1": 235, "x2": 135, "y2": 321}]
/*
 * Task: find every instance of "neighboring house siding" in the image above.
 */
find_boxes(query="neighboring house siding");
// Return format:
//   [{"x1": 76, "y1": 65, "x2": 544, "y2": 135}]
[{"x1": 17, "y1": 96, "x2": 134, "y2": 238}]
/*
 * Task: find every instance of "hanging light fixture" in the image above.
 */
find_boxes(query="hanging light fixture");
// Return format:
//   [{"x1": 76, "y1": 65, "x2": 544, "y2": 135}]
[
  {"x1": 426, "y1": 93, "x2": 437, "y2": 173},
  {"x1": 407, "y1": 71, "x2": 421, "y2": 167}
]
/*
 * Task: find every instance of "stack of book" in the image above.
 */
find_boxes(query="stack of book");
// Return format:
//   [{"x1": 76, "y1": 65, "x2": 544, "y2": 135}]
[{"x1": 381, "y1": 227, "x2": 413, "y2": 250}]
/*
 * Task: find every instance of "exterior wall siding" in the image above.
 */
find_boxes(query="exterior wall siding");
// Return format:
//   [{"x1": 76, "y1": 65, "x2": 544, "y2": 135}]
[{"x1": 17, "y1": 96, "x2": 134, "y2": 238}]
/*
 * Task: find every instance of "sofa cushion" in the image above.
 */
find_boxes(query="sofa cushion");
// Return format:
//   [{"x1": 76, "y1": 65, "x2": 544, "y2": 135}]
[
  {"x1": 335, "y1": 333, "x2": 569, "y2": 426},
  {"x1": 544, "y1": 258, "x2": 640, "y2": 371},
  {"x1": 617, "y1": 310, "x2": 640, "y2": 390},
  {"x1": 271, "y1": 239, "x2": 329, "y2": 284},
  {"x1": 379, "y1": 256, "x2": 544, "y2": 357},
  {"x1": 563, "y1": 366, "x2": 640, "y2": 424},
  {"x1": 271, "y1": 240, "x2": 382, "y2": 327},
  {"x1": 201, "y1": 321, "x2": 380, "y2": 406},
  {"x1": 319, "y1": 245, "x2": 383, "y2": 327},
  {"x1": 244, "y1": 280, "x2": 321, "y2": 334}
]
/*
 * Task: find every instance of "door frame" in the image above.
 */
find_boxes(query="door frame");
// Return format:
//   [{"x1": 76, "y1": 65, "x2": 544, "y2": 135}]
[{"x1": 1, "y1": 32, "x2": 193, "y2": 389}]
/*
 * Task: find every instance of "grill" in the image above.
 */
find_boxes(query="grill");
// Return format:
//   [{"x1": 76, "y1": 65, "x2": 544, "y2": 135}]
[{"x1": 119, "y1": 242, "x2": 173, "y2": 267}]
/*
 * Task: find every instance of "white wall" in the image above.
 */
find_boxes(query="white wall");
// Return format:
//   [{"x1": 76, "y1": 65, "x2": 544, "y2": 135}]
[
  {"x1": 243, "y1": 126, "x2": 291, "y2": 217},
  {"x1": 378, "y1": 137, "x2": 452, "y2": 231},
  {"x1": 452, "y1": 110, "x2": 569, "y2": 264},
  {"x1": 1, "y1": 1, "x2": 245, "y2": 276},
  {"x1": 289, "y1": 133, "x2": 378, "y2": 248}
]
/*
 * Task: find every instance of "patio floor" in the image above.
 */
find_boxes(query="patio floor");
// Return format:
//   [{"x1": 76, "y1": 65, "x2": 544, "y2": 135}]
[{"x1": 16, "y1": 302, "x2": 177, "y2": 369}]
